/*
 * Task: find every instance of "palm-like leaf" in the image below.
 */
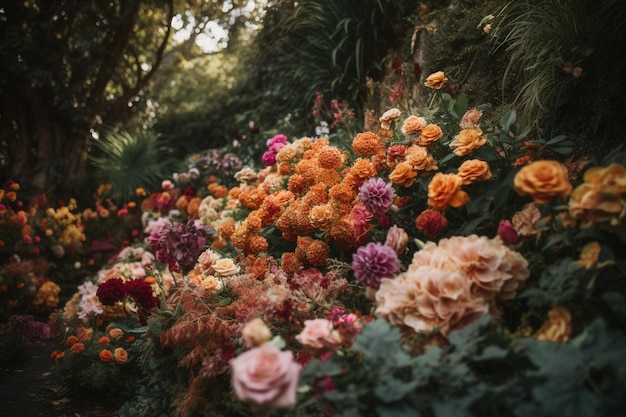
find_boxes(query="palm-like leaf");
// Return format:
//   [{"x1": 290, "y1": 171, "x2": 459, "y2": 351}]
[{"x1": 89, "y1": 130, "x2": 177, "y2": 204}]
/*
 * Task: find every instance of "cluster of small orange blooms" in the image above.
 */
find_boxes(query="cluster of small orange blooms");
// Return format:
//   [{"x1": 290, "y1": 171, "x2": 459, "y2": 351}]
[{"x1": 51, "y1": 326, "x2": 134, "y2": 364}]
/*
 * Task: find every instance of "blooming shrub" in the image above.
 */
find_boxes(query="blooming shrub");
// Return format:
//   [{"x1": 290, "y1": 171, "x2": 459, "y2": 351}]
[{"x1": 50, "y1": 70, "x2": 626, "y2": 417}]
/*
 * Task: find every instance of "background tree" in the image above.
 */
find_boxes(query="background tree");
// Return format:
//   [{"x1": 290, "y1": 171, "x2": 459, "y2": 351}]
[{"x1": 0, "y1": 0, "x2": 249, "y2": 199}]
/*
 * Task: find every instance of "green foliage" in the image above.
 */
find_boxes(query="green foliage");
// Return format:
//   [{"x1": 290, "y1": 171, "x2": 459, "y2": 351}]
[
  {"x1": 88, "y1": 129, "x2": 179, "y2": 204},
  {"x1": 298, "y1": 316, "x2": 626, "y2": 417}
]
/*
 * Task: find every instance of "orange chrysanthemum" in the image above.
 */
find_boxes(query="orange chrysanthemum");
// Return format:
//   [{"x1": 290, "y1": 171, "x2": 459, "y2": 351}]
[
  {"x1": 281, "y1": 252, "x2": 302, "y2": 275},
  {"x1": 288, "y1": 174, "x2": 310, "y2": 195},
  {"x1": 309, "y1": 204, "x2": 334, "y2": 231},
  {"x1": 248, "y1": 235, "x2": 269, "y2": 254},
  {"x1": 306, "y1": 240, "x2": 330, "y2": 266},
  {"x1": 218, "y1": 218, "x2": 236, "y2": 238},
  {"x1": 329, "y1": 182, "x2": 357, "y2": 203}
]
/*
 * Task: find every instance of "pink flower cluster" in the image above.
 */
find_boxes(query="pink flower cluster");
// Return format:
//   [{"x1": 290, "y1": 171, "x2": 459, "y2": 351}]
[
  {"x1": 375, "y1": 235, "x2": 529, "y2": 336},
  {"x1": 262, "y1": 134, "x2": 289, "y2": 166}
]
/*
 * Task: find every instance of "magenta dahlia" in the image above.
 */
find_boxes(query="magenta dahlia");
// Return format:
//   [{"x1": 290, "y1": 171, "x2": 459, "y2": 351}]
[{"x1": 351, "y1": 242, "x2": 400, "y2": 289}]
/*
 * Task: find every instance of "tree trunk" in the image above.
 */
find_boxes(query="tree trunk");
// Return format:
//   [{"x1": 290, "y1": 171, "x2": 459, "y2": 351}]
[{"x1": 2, "y1": 81, "x2": 90, "y2": 200}]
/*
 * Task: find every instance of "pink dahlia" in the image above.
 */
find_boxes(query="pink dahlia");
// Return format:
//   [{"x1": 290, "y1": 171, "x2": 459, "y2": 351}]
[
  {"x1": 358, "y1": 177, "x2": 396, "y2": 217},
  {"x1": 351, "y1": 242, "x2": 400, "y2": 289}
]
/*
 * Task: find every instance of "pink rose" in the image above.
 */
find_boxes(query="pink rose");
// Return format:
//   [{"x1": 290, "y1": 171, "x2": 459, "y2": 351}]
[
  {"x1": 230, "y1": 343, "x2": 301, "y2": 412},
  {"x1": 295, "y1": 319, "x2": 339, "y2": 355}
]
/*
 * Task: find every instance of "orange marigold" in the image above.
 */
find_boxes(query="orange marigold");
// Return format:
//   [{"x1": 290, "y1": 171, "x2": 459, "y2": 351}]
[
  {"x1": 306, "y1": 240, "x2": 330, "y2": 266},
  {"x1": 98, "y1": 336, "x2": 111, "y2": 345},
  {"x1": 427, "y1": 173, "x2": 469, "y2": 210},
  {"x1": 251, "y1": 256, "x2": 268, "y2": 280},
  {"x1": 344, "y1": 158, "x2": 377, "y2": 188},
  {"x1": 281, "y1": 252, "x2": 301, "y2": 275},
  {"x1": 352, "y1": 132, "x2": 385, "y2": 156},
  {"x1": 99, "y1": 349, "x2": 113, "y2": 362},
  {"x1": 288, "y1": 173, "x2": 310, "y2": 196},
  {"x1": 187, "y1": 197, "x2": 202, "y2": 218},
  {"x1": 309, "y1": 204, "x2": 334, "y2": 231},
  {"x1": 295, "y1": 236, "x2": 315, "y2": 263},
  {"x1": 218, "y1": 218, "x2": 236, "y2": 238},
  {"x1": 295, "y1": 158, "x2": 320, "y2": 182},
  {"x1": 208, "y1": 183, "x2": 229, "y2": 198},
  {"x1": 329, "y1": 182, "x2": 357, "y2": 203},
  {"x1": 318, "y1": 147, "x2": 344, "y2": 169},
  {"x1": 65, "y1": 335, "x2": 79, "y2": 346},
  {"x1": 176, "y1": 196, "x2": 189, "y2": 211},
  {"x1": 389, "y1": 161, "x2": 418, "y2": 187},
  {"x1": 318, "y1": 168, "x2": 342, "y2": 187},
  {"x1": 248, "y1": 235, "x2": 269, "y2": 254}
]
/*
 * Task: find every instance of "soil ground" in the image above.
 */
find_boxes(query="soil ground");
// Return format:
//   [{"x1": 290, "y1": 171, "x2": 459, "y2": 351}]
[{"x1": 0, "y1": 336, "x2": 122, "y2": 417}]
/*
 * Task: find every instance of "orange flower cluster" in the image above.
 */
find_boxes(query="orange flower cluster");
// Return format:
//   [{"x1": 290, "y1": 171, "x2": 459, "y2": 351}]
[{"x1": 568, "y1": 163, "x2": 626, "y2": 229}]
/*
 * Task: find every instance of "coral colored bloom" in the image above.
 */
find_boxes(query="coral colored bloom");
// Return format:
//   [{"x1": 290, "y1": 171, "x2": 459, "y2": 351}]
[
  {"x1": 230, "y1": 343, "x2": 301, "y2": 412},
  {"x1": 352, "y1": 131, "x2": 385, "y2": 156},
  {"x1": 65, "y1": 335, "x2": 79, "y2": 346},
  {"x1": 98, "y1": 336, "x2": 111, "y2": 345},
  {"x1": 351, "y1": 242, "x2": 400, "y2": 289},
  {"x1": 99, "y1": 349, "x2": 113, "y2": 362},
  {"x1": 415, "y1": 209, "x2": 448, "y2": 238},
  {"x1": 71, "y1": 343, "x2": 85, "y2": 354},
  {"x1": 419, "y1": 124, "x2": 444, "y2": 146},
  {"x1": 513, "y1": 160, "x2": 572, "y2": 204}
]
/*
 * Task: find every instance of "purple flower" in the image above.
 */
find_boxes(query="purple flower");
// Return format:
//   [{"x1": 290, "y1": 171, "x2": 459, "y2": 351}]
[
  {"x1": 148, "y1": 220, "x2": 209, "y2": 273},
  {"x1": 358, "y1": 177, "x2": 396, "y2": 217},
  {"x1": 351, "y1": 242, "x2": 400, "y2": 289}
]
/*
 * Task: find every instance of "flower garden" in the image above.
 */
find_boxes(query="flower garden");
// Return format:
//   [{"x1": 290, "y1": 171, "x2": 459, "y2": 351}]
[{"x1": 2, "y1": 69, "x2": 626, "y2": 417}]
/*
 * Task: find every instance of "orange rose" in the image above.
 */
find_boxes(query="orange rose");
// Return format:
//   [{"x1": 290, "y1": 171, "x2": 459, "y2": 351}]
[
  {"x1": 424, "y1": 71, "x2": 448, "y2": 90},
  {"x1": 535, "y1": 306, "x2": 572, "y2": 343},
  {"x1": 99, "y1": 349, "x2": 113, "y2": 362},
  {"x1": 98, "y1": 336, "x2": 111, "y2": 345},
  {"x1": 114, "y1": 347, "x2": 128, "y2": 364},
  {"x1": 457, "y1": 159, "x2": 492, "y2": 185},
  {"x1": 513, "y1": 160, "x2": 573, "y2": 204},
  {"x1": 389, "y1": 162, "x2": 418, "y2": 187},
  {"x1": 450, "y1": 128, "x2": 487, "y2": 156},
  {"x1": 405, "y1": 145, "x2": 438, "y2": 172},
  {"x1": 379, "y1": 108, "x2": 402, "y2": 129},
  {"x1": 418, "y1": 124, "x2": 443, "y2": 146},
  {"x1": 415, "y1": 209, "x2": 448, "y2": 238},
  {"x1": 427, "y1": 173, "x2": 469, "y2": 210}
]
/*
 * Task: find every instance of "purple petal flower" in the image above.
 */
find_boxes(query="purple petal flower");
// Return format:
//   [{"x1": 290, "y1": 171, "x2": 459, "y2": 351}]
[
  {"x1": 351, "y1": 242, "x2": 400, "y2": 289},
  {"x1": 358, "y1": 177, "x2": 396, "y2": 217}
]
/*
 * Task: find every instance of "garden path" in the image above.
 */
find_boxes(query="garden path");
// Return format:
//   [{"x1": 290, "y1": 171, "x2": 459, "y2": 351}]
[{"x1": 0, "y1": 333, "x2": 120, "y2": 416}]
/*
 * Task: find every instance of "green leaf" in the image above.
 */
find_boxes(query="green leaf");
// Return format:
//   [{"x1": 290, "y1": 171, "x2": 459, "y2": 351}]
[
  {"x1": 493, "y1": 184, "x2": 512, "y2": 210},
  {"x1": 353, "y1": 318, "x2": 405, "y2": 359},
  {"x1": 452, "y1": 93, "x2": 468, "y2": 120},
  {"x1": 499, "y1": 110, "x2": 517, "y2": 132}
]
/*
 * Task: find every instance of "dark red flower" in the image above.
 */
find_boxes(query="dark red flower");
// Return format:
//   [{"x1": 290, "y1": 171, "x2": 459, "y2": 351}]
[{"x1": 96, "y1": 278, "x2": 126, "y2": 306}]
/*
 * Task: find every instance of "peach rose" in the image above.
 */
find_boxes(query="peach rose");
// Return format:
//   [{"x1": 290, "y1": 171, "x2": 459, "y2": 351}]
[
  {"x1": 114, "y1": 347, "x2": 128, "y2": 364},
  {"x1": 427, "y1": 173, "x2": 469, "y2": 210},
  {"x1": 389, "y1": 162, "x2": 418, "y2": 187},
  {"x1": 295, "y1": 319, "x2": 340, "y2": 355},
  {"x1": 405, "y1": 145, "x2": 438, "y2": 172},
  {"x1": 212, "y1": 258, "x2": 240, "y2": 276},
  {"x1": 242, "y1": 317, "x2": 273, "y2": 348},
  {"x1": 379, "y1": 108, "x2": 402, "y2": 129},
  {"x1": 401, "y1": 115, "x2": 427, "y2": 135},
  {"x1": 384, "y1": 225, "x2": 409, "y2": 255},
  {"x1": 513, "y1": 160, "x2": 573, "y2": 204},
  {"x1": 109, "y1": 328, "x2": 124, "y2": 340},
  {"x1": 450, "y1": 127, "x2": 487, "y2": 156},
  {"x1": 76, "y1": 326, "x2": 93, "y2": 342},
  {"x1": 457, "y1": 159, "x2": 492, "y2": 185},
  {"x1": 419, "y1": 124, "x2": 443, "y2": 146},
  {"x1": 230, "y1": 343, "x2": 301, "y2": 412},
  {"x1": 424, "y1": 71, "x2": 448, "y2": 90},
  {"x1": 535, "y1": 306, "x2": 572, "y2": 343}
]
